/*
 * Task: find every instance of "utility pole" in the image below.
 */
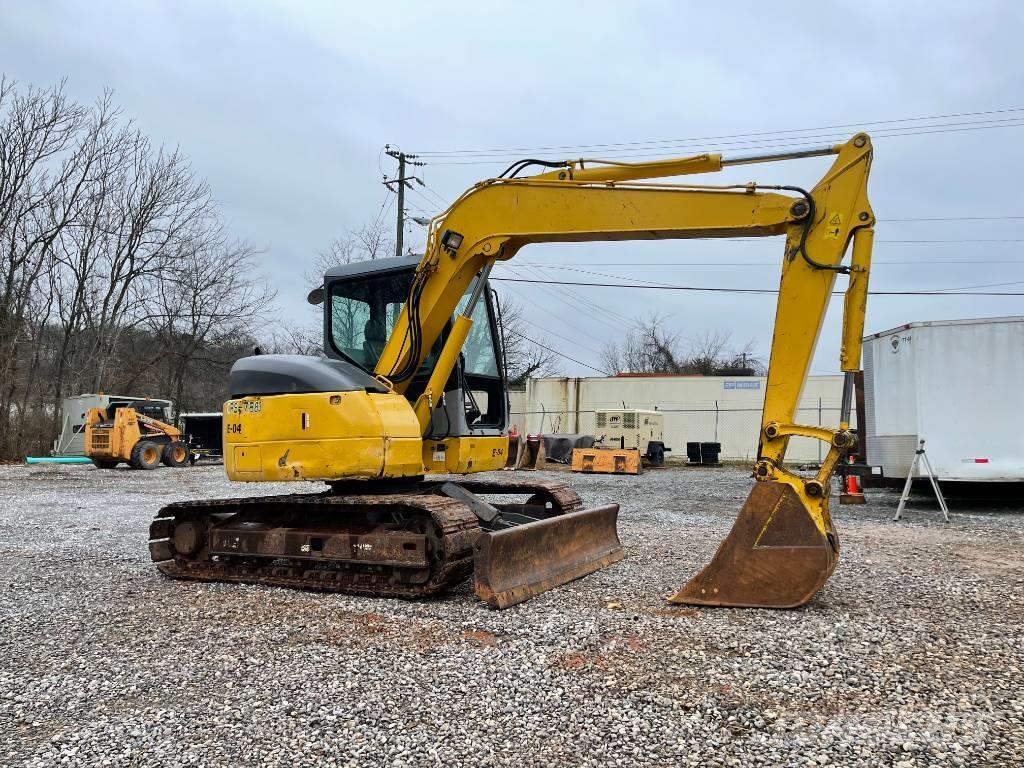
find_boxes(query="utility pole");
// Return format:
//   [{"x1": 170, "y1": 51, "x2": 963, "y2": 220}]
[{"x1": 383, "y1": 146, "x2": 424, "y2": 258}]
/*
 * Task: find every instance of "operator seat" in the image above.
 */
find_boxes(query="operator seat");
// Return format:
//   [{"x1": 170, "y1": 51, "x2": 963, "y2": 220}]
[{"x1": 363, "y1": 317, "x2": 387, "y2": 368}]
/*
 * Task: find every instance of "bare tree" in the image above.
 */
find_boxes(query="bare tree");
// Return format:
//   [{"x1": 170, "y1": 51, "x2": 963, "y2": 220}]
[
  {"x1": 601, "y1": 313, "x2": 683, "y2": 374},
  {"x1": 682, "y1": 330, "x2": 732, "y2": 375},
  {"x1": 493, "y1": 293, "x2": 557, "y2": 387},
  {"x1": 602, "y1": 314, "x2": 764, "y2": 375},
  {"x1": 146, "y1": 232, "x2": 274, "y2": 412},
  {"x1": 290, "y1": 235, "x2": 559, "y2": 386},
  {"x1": 307, "y1": 219, "x2": 395, "y2": 286},
  {"x1": 291, "y1": 220, "x2": 398, "y2": 353},
  {"x1": 0, "y1": 76, "x2": 284, "y2": 457},
  {"x1": 260, "y1": 323, "x2": 322, "y2": 356},
  {"x1": 0, "y1": 77, "x2": 93, "y2": 454},
  {"x1": 47, "y1": 94, "x2": 138, "y2": 411}
]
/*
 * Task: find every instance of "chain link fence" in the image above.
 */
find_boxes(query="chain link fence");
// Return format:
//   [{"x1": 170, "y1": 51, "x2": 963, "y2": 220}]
[{"x1": 509, "y1": 398, "x2": 850, "y2": 463}]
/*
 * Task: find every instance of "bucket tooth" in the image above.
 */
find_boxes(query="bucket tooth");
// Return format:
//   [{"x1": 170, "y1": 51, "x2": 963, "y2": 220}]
[
  {"x1": 474, "y1": 504, "x2": 623, "y2": 609},
  {"x1": 671, "y1": 481, "x2": 838, "y2": 609}
]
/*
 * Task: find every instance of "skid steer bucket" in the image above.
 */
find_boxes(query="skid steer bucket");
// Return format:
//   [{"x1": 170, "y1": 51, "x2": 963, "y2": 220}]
[
  {"x1": 474, "y1": 504, "x2": 623, "y2": 609},
  {"x1": 515, "y1": 434, "x2": 546, "y2": 470},
  {"x1": 670, "y1": 481, "x2": 838, "y2": 609}
]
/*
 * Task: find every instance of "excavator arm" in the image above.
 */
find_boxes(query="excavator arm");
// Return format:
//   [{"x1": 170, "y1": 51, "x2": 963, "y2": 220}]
[{"x1": 375, "y1": 134, "x2": 874, "y2": 608}]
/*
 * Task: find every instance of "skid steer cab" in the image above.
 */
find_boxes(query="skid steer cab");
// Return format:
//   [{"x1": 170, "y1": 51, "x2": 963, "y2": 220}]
[{"x1": 85, "y1": 404, "x2": 190, "y2": 470}]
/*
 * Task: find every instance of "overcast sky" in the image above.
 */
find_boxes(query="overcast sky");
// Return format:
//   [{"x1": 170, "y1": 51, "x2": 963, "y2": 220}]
[{"x1": 3, "y1": 1, "x2": 1022, "y2": 376}]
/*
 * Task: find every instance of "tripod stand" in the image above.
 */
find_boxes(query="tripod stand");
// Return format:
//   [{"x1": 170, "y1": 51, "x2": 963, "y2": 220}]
[{"x1": 894, "y1": 439, "x2": 950, "y2": 522}]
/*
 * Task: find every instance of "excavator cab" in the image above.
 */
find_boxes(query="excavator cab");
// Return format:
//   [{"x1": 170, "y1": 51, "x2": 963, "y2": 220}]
[{"x1": 321, "y1": 256, "x2": 510, "y2": 438}]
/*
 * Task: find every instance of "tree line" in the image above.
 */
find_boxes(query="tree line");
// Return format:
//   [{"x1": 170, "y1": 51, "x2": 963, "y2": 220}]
[
  {"x1": 0, "y1": 76, "x2": 554, "y2": 460},
  {"x1": 0, "y1": 78, "x2": 270, "y2": 459},
  {"x1": 0, "y1": 75, "x2": 758, "y2": 460}
]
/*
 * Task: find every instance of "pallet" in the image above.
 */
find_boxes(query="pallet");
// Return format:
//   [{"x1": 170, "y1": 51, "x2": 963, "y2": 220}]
[{"x1": 571, "y1": 448, "x2": 643, "y2": 475}]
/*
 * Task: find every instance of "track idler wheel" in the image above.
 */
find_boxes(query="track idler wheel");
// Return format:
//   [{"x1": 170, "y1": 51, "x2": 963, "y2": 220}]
[{"x1": 670, "y1": 480, "x2": 838, "y2": 609}]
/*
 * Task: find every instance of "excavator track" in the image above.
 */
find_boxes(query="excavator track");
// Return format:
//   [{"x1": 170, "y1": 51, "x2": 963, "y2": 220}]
[{"x1": 148, "y1": 479, "x2": 588, "y2": 600}]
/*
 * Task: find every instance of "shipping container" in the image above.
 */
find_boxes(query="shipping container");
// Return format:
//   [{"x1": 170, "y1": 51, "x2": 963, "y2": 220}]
[{"x1": 863, "y1": 316, "x2": 1024, "y2": 483}]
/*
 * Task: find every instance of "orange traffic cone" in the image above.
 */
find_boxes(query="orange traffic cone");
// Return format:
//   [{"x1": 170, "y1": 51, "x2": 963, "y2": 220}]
[{"x1": 840, "y1": 455, "x2": 866, "y2": 505}]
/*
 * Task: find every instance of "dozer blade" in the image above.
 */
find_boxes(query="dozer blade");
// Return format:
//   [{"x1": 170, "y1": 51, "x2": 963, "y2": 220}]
[
  {"x1": 670, "y1": 481, "x2": 838, "y2": 609},
  {"x1": 474, "y1": 504, "x2": 623, "y2": 609}
]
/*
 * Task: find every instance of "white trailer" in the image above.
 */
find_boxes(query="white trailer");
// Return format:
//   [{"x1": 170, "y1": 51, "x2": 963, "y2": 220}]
[{"x1": 862, "y1": 316, "x2": 1024, "y2": 483}]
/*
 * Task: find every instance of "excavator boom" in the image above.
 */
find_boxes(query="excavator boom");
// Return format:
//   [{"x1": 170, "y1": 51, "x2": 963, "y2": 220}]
[{"x1": 372, "y1": 134, "x2": 873, "y2": 608}]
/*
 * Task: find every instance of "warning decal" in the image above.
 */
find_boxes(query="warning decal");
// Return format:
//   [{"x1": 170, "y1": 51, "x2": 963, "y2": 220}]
[{"x1": 824, "y1": 212, "x2": 843, "y2": 240}]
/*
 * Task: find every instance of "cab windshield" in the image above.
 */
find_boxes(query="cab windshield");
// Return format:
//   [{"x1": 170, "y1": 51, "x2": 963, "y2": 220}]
[{"x1": 328, "y1": 269, "x2": 441, "y2": 376}]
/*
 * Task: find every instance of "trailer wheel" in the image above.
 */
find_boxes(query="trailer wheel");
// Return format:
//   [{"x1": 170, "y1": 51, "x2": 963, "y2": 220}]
[
  {"x1": 648, "y1": 442, "x2": 666, "y2": 467},
  {"x1": 91, "y1": 459, "x2": 118, "y2": 469},
  {"x1": 130, "y1": 441, "x2": 162, "y2": 470},
  {"x1": 161, "y1": 441, "x2": 190, "y2": 468}
]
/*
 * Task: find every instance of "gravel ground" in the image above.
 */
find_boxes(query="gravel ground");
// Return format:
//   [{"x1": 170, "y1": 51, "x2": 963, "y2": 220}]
[{"x1": 1, "y1": 462, "x2": 1022, "y2": 768}]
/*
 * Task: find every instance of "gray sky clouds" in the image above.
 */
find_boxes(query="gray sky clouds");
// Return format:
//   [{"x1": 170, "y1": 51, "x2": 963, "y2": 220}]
[{"x1": 3, "y1": 0, "x2": 1022, "y2": 374}]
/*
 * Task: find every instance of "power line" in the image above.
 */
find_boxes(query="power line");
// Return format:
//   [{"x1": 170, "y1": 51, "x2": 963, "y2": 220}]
[
  {"x1": 414, "y1": 107, "x2": 1024, "y2": 156},
  {"x1": 405, "y1": 185, "x2": 439, "y2": 215},
  {"x1": 508, "y1": 259, "x2": 1024, "y2": 267},
  {"x1": 372, "y1": 191, "x2": 396, "y2": 231},
  {"x1": 416, "y1": 180, "x2": 449, "y2": 208},
  {"x1": 383, "y1": 146, "x2": 425, "y2": 257},
  {"x1": 506, "y1": 265, "x2": 627, "y2": 332},
  {"x1": 522, "y1": 264, "x2": 636, "y2": 324},
  {"x1": 508, "y1": 237, "x2": 1024, "y2": 245},
  {"x1": 505, "y1": 328, "x2": 609, "y2": 375},
  {"x1": 880, "y1": 215, "x2": 1024, "y2": 222},
  {"x1": 512, "y1": 262, "x2": 1015, "y2": 290},
  {"x1": 419, "y1": 117, "x2": 1024, "y2": 165},
  {"x1": 515, "y1": 313, "x2": 606, "y2": 358},
  {"x1": 491, "y1": 276, "x2": 1024, "y2": 297},
  {"x1": 495, "y1": 279, "x2": 615, "y2": 353},
  {"x1": 402, "y1": 193, "x2": 432, "y2": 216},
  {"x1": 859, "y1": 238, "x2": 1024, "y2": 243},
  {"x1": 370, "y1": 188, "x2": 394, "y2": 230},
  {"x1": 931, "y1": 279, "x2": 1024, "y2": 292}
]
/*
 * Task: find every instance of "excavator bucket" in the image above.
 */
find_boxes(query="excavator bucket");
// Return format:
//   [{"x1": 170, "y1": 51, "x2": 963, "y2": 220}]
[
  {"x1": 474, "y1": 504, "x2": 623, "y2": 609},
  {"x1": 515, "y1": 434, "x2": 547, "y2": 470},
  {"x1": 670, "y1": 481, "x2": 838, "y2": 609}
]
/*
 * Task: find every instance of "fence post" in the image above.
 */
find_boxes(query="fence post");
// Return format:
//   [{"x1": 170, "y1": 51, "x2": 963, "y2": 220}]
[
  {"x1": 818, "y1": 397, "x2": 823, "y2": 463},
  {"x1": 715, "y1": 400, "x2": 719, "y2": 442}
]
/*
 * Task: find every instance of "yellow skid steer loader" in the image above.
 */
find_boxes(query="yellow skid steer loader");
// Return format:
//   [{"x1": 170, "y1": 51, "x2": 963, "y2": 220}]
[{"x1": 86, "y1": 405, "x2": 190, "y2": 470}]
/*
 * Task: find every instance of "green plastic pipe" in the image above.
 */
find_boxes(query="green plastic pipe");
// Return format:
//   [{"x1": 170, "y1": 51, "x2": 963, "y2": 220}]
[{"x1": 25, "y1": 456, "x2": 93, "y2": 464}]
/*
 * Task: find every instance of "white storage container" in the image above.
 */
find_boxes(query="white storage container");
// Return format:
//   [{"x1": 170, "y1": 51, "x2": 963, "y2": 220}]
[{"x1": 862, "y1": 317, "x2": 1024, "y2": 482}]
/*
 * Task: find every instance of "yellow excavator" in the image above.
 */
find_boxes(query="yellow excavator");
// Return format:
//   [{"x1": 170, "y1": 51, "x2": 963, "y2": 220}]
[{"x1": 148, "y1": 134, "x2": 874, "y2": 609}]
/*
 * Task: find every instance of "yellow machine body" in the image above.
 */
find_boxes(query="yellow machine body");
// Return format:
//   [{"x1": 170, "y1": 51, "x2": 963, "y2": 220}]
[{"x1": 223, "y1": 393, "x2": 508, "y2": 481}]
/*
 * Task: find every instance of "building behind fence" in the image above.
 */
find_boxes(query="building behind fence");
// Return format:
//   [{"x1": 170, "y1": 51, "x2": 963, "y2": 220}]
[{"x1": 508, "y1": 374, "x2": 852, "y2": 463}]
